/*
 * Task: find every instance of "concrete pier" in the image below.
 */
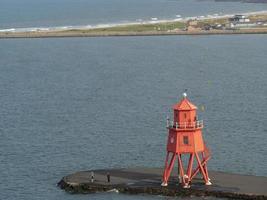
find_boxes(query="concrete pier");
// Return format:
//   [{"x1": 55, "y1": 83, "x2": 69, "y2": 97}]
[{"x1": 58, "y1": 167, "x2": 267, "y2": 199}]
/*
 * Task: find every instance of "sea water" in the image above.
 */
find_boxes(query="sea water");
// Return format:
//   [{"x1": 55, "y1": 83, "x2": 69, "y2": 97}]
[
  {"x1": 0, "y1": 35, "x2": 266, "y2": 200},
  {"x1": 1, "y1": 0, "x2": 267, "y2": 29}
]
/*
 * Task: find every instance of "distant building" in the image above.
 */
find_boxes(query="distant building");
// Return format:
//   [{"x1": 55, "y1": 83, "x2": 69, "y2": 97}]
[
  {"x1": 188, "y1": 20, "x2": 198, "y2": 26},
  {"x1": 186, "y1": 20, "x2": 201, "y2": 31},
  {"x1": 202, "y1": 24, "x2": 212, "y2": 31},
  {"x1": 202, "y1": 23, "x2": 225, "y2": 31},
  {"x1": 229, "y1": 22, "x2": 256, "y2": 28},
  {"x1": 229, "y1": 15, "x2": 250, "y2": 23},
  {"x1": 256, "y1": 20, "x2": 267, "y2": 26},
  {"x1": 227, "y1": 15, "x2": 263, "y2": 29}
]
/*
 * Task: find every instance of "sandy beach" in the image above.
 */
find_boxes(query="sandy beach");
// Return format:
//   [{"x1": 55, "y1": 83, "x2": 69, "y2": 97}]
[{"x1": 1, "y1": 11, "x2": 267, "y2": 38}]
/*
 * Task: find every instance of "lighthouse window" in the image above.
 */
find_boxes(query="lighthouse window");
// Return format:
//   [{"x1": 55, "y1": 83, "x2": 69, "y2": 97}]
[{"x1": 183, "y1": 136, "x2": 189, "y2": 145}]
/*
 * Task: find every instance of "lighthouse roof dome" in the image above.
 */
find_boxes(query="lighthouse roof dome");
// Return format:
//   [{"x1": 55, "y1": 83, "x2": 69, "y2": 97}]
[{"x1": 173, "y1": 96, "x2": 197, "y2": 111}]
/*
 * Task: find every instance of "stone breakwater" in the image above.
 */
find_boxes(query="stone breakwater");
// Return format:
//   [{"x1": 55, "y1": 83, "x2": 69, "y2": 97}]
[
  {"x1": 1, "y1": 29, "x2": 267, "y2": 39},
  {"x1": 57, "y1": 168, "x2": 267, "y2": 200}
]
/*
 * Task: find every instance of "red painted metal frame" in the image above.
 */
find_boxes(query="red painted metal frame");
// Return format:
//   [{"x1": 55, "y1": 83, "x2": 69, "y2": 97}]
[
  {"x1": 162, "y1": 151, "x2": 211, "y2": 187},
  {"x1": 162, "y1": 96, "x2": 211, "y2": 187}
]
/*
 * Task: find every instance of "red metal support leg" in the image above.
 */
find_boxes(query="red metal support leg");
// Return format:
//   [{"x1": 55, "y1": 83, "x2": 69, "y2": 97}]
[
  {"x1": 162, "y1": 152, "x2": 176, "y2": 186},
  {"x1": 190, "y1": 155, "x2": 210, "y2": 180},
  {"x1": 165, "y1": 153, "x2": 176, "y2": 180},
  {"x1": 202, "y1": 152, "x2": 210, "y2": 181},
  {"x1": 162, "y1": 152, "x2": 170, "y2": 185},
  {"x1": 195, "y1": 153, "x2": 209, "y2": 184},
  {"x1": 177, "y1": 153, "x2": 186, "y2": 187},
  {"x1": 177, "y1": 159, "x2": 181, "y2": 183},
  {"x1": 182, "y1": 153, "x2": 194, "y2": 188},
  {"x1": 187, "y1": 153, "x2": 194, "y2": 182}
]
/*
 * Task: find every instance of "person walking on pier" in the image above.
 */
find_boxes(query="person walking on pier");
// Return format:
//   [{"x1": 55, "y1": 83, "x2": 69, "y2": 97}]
[
  {"x1": 91, "y1": 171, "x2": 94, "y2": 183},
  {"x1": 107, "y1": 172, "x2": 110, "y2": 183}
]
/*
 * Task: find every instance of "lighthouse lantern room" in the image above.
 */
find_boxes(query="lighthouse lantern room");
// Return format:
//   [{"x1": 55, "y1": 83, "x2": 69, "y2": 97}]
[{"x1": 162, "y1": 93, "x2": 211, "y2": 188}]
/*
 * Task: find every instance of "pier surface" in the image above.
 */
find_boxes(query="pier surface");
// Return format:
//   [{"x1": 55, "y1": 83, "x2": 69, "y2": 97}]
[{"x1": 58, "y1": 167, "x2": 267, "y2": 199}]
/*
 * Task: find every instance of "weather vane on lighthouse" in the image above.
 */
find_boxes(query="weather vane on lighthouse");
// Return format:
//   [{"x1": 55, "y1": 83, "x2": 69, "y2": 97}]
[{"x1": 161, "y1": 93, "x2": 212, "y2": 188}]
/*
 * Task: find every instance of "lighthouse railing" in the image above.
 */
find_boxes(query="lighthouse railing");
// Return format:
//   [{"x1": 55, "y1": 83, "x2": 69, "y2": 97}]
[{"x1": 166, "y1": 120, "x2": 203, "y2": 129}]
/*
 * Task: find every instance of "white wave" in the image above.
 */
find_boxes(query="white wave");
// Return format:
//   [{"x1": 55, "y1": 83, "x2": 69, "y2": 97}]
[
  {"x1": 106, "y1": 188, "x2": 119, "y2": 193},
  {"x1": 0, "y1": 10, "x2": 266, "y2": 33},
  {"x1": 0, "y1": 28, "x2": 16, "y2": 32}
]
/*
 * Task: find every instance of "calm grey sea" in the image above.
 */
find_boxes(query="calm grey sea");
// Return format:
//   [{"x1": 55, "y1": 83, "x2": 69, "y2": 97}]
[
  {"x1": 0, "y1": 35, "x2": 267, "y2": 200},
  {"x1": 1, "y1": 0, "x2": 267, "y2": 28}
]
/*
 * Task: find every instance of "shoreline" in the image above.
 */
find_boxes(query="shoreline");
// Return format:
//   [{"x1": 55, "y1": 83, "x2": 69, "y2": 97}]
[{"x1": 1, "y1": 11, "x2": 267, "y2": 38}]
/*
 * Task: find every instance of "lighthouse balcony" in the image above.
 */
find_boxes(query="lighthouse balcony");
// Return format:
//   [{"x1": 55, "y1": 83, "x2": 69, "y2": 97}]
[{"x1": 166, "y1": 120, "x2": 203, "y2": 130}]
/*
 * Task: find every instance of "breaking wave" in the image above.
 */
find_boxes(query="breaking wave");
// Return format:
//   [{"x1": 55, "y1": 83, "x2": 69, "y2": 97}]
[{"x1": 0, "y1": 10, "x2": 266, "y2": 33}]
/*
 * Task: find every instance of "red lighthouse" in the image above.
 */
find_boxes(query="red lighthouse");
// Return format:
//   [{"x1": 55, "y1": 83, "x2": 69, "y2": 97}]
[{"x1": 162, "y1": 93, "x2": 212, "y2": 188}]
